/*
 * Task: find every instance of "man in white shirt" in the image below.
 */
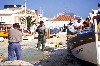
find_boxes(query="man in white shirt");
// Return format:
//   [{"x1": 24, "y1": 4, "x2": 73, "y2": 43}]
[
  {"x1": 67, "y1": 19, "x2": 77, "y2": 35},
  {"x1": 74, "y1": 18, "x2": 83, "y2": 30}
]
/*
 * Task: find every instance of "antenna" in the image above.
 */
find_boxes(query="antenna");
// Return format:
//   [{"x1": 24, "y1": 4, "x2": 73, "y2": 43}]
[
  {"x1": 40, "y1": 7, "x2": 41, "y2": 14},
  {"x1": 65, "y1": 9, "x2": 67, "y2": 14},
  {"x1": 42, "y1": 10, "x2": 43, "y2": 16},
  {"x1": 24, "y1": 0, "x2": 27, "y2": 29}
]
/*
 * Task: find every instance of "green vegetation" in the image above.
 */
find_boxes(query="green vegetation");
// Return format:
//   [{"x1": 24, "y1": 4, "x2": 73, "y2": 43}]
[{"x1": 26, "y1": 16, "x2": 36, "y2": 30}]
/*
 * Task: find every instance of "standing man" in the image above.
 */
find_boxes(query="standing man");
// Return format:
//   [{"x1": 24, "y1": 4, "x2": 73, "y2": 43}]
[
  {"x1": 35, "y1": 21, "x2": 47, "y2": 51},
  {"x1": 8, "y1": 23, "x2": 22, "y2": 61}
]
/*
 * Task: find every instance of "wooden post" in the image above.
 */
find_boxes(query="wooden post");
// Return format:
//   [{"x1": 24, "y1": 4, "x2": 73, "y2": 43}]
[
  {"x1": 46, "y1": 28, "x2": 50, "y2": 39},
  {"x1": 48, "y1": 28, "x2": 50, "y2": 39}
]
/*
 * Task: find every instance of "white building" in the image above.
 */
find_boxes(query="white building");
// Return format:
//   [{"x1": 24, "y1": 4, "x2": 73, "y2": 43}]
[
  {"x1": 38, "y1": 14, "x2": 48, "y2": 22},
  {"x1": 0, "y1": 5, "x2": 38, "y2": 28}
]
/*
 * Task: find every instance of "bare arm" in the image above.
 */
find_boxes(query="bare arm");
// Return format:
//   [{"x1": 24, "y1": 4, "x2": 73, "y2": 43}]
[
  {"x1": 88, "y1": 22, "x2": 92, "y2": 28},
  {"x1": 32, "y1": 27, "x2": 38, "y2": 35},
  {"x1": 32, "y1": 31, "x2": 36, "y2": 35}
]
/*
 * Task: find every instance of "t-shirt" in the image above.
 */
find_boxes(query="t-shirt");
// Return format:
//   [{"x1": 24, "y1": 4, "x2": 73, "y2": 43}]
[
  {"x1": 36, "y1": 25, "x2": 46, "y2": 43},
  {"x1": 36, "y1": 25, "x2": 46, "y2": 35},
  {"x1": 67, "y1": 24, "x2": 77, "y2": 33},
  {"x1": 74, "y1": 21, "x2": 83, "y2": 27},
  {"x1": 8, "y1": 29, "x2": 22, "y2": 43}
]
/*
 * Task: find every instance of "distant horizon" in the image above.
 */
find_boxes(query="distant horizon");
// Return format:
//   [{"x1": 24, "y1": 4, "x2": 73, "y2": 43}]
[{"x1": 0, "y1": 0, "x2": 99, "y2": 19}]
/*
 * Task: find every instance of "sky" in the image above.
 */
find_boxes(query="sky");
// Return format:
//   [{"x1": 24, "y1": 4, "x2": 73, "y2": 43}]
[{"x1": 0, "y1": 0, "x2": 100, "y2": 18}]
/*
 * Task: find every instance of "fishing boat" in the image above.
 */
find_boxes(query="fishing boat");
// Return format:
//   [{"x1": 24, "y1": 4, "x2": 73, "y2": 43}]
[
  {"x1": 67, "y1": 6, "x2": 100, "y2": 65},
  {"x1": 0, "y1": 22, "x2": 11, "y2": 38}
]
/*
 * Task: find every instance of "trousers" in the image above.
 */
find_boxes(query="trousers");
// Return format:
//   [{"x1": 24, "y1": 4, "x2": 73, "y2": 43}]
[
  {"x1": 8, "y1": 43, "x2": 21, "y2": 61},
  {"x1": 37, "y1": 41, "x2": 45, "y2": 51},
  {"x1": 37, "y1": 35, "x2": 46, "y2": 51}
]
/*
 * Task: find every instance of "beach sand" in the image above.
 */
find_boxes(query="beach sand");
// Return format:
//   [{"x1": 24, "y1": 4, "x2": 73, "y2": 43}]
[{"x1": 0, "y1": 32, "x2": 79, "y2": 66}]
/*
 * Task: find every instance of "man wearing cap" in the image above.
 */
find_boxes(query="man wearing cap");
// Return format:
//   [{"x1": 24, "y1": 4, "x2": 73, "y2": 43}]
[
  {"x1": 35, "y1": 21, "x2": 47, "y2": 51},
  {"x1": 8, "y1": 23, "x2": 22, "y2": 61},
  {"x1": 74, "y1": 17, "x2": 83, "y2": 30},
  {"x1": 67, "y1": 19, "x2": 77, "y2": 35}
]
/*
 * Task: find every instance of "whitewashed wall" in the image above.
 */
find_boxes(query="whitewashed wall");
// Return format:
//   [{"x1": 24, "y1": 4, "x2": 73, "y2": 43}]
[{"x1": 44, "y1": 21, "x2": 70, "y2": 28}]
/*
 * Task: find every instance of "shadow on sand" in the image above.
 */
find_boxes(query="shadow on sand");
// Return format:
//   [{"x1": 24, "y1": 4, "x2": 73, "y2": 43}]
[
  {"x1": 33, "y1": 48, "x2": 79, "y2": 66},
  {"x1": 0, "y1": 47, "x2": 97, "y2": 66},
  {"x1": 33, "y1": 48, "x2": 97, "y2": 66}
]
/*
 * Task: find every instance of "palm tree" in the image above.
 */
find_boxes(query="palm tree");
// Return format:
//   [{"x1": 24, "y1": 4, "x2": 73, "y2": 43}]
[{"x1": 26, "y1": 16, "x2": 36, "y2": 30}]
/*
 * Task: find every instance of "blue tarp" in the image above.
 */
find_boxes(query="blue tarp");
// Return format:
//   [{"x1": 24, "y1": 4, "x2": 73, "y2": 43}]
[
  {"x1": 50, "y1": 29, "x2": 60, "y2": 34},
  {"x1": 77, "y1": 28, "x2": 93, "y2": 35}
]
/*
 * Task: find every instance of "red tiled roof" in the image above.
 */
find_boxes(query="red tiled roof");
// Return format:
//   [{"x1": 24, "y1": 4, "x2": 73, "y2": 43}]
[{"x1": 54, "y1": 15, "x2": 76, "y2": 21}]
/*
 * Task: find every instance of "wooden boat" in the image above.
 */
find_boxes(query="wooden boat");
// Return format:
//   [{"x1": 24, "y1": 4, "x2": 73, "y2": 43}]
[
  {"x1": 67, "y1": 8, "x2": 100, "y2": 65},
  {"x1": 0, "y1": 22, "x2": 9, "y2": 38}
]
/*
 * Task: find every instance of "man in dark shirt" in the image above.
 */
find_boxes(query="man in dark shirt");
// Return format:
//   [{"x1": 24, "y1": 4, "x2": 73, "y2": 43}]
[
  {"x1": 36, "y1": 21, "x2": 47, "y2": 51},
  {"x1": 82, "y1": 18, "x2": 92, "y2": 30}
]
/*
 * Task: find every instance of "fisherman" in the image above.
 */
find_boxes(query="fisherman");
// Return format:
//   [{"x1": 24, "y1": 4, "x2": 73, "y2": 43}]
[
  {"x1": 67, "y1": 19, "x2": 77, "y2": 35},
  {"x1": 8, "y1": 23, "x2": 22, "y2": 61},
  {"x1": 62, "y1": 24, "x2": 66, "y2": 32},
  {"x1": 74, "y1": 17, "x2": 83, "y2": 30},
  {"x1": 34, "y1": 21, "x2": 47, "y2": 51},
  {"x1": 82, "y1": 17, "x2": 92, "y2": 30}
]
